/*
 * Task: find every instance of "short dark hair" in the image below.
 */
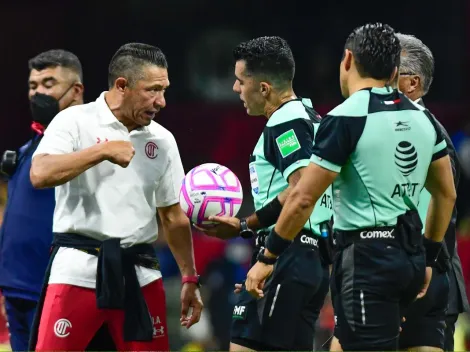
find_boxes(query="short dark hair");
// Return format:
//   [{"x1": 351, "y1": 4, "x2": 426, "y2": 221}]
[
  {"x1": 233, "y1": 36, "x2": 295, "y2": 86},
  {"x1": 396, "y1": 33, "x2": 434, "y2": 95},
  {"x1": 28, "y1": 49, "x2": 83, "y2": 82},
  {"x1": 344, "y1": 23, "x2": 401, "y2": 80},
  {"x1": 108, "y1": 43, "x2": 168, "y2": 88}
]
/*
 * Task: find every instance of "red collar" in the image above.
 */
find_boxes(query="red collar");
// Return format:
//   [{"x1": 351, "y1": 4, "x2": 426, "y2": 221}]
[{"x1": 31, "y1": 122, "x2": 45, "y2": 135}]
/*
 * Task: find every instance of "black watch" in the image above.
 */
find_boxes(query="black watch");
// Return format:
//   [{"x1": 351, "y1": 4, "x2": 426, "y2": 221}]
[
  {"x1": 239, "y1": 218, "x2": 255, "y2": 239},
  {"x1": 256, "y1": 250, "x2": 278, "y2": 265}
]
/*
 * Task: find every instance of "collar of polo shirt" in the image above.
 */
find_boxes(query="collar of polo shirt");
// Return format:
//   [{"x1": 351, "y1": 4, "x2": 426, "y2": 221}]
[
  {"x1": 370, "y1": 86, "x2": 393, "y2": 95},
  {"x1": 97, "y1": 92, "x2": 149, "y2": 132}
]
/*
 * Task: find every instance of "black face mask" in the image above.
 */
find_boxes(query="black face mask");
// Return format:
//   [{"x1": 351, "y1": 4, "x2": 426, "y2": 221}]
[{"x1": 30, "y1": 84, "x2": 74, "y2": 125}]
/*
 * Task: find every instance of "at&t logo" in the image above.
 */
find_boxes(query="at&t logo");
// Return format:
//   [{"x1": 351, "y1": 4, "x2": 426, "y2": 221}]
[
  {"x1": 54, "y1": 318, "x2": 72, "y2": 338},
  {"x1": 395, "y1": 141, "x2": 418, "y2": 176}
]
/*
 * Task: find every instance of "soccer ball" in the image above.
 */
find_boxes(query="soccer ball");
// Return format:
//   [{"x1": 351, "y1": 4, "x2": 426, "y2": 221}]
[{"x1": 180, "y1": 163, "x2": 243, "y2": 227}]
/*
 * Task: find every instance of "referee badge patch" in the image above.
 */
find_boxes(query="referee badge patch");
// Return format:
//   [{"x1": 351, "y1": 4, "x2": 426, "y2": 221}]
[
  {"x1": 276, "y1": 129, "x2": 300, "y2": 158},
  {"x1": 249, "y1": 162, "x2": 259, "y2": 194},
  {"x1": 232, "y1": 305, "x2": 247, "y2": 320}
]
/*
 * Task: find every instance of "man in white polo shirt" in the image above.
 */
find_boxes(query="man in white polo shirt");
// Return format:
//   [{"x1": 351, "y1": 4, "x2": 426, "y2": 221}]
[{"x1": 28, "y1": 43, "x2": 203, "y2": 352}]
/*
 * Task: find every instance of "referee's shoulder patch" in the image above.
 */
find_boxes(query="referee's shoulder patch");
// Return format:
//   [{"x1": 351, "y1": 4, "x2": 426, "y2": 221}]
[{"x1": 276, "y1": 129, "x2": 301, "y2": 158}]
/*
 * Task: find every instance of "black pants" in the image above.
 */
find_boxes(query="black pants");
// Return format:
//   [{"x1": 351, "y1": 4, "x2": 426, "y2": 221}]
[
  {"x1": 399, "y1": 269, "x2": 450, "y2": 350},
  {"x1": 231, "y1": 235, "x2": 329, "y2": 351},
  {"x1": 331, "y1": 239, "x2": 426, "y2": 351}
]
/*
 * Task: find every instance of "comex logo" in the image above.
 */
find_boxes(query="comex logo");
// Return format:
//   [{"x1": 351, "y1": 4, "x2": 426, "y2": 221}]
[
  {"x1": 300, "y1": 235, "x2": 318, "y2": 247},
  {"x1": 54, "y1": 319, "x2": 72, "y2": 338},
  {"x1": 395, "y1": 141, "x2": 418, "y2": 176},
  {"x1": 360, "y1": 230, "x2": 395, "y2": 239}
]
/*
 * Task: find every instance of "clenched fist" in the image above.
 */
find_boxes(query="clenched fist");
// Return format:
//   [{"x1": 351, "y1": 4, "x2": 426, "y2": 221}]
[{"x1": 102, "y1": 141, "x2": 135, "y2": 168}]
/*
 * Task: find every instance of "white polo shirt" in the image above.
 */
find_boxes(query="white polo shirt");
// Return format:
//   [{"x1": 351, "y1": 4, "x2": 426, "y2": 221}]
[{"x1": 33, "y1": 92, "x2": 185, "y2": 288}]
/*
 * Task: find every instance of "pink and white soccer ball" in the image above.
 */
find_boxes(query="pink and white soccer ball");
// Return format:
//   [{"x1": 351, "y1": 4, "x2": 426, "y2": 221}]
[{"x1": 180, "y1": 163, "x2": 243, "y2": 227}]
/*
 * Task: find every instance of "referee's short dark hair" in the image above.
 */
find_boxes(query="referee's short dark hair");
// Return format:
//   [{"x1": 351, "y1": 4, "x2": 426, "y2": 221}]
[
  {"x1": 233, "y1": 36, "x2": 295, "y2": 87},
  {"x1": 344, "y1": 23, "x2": 401, "y2": 80},
  {"x1": 396, "y1": 33, "x2": 435, "y2": 95},
  {"x1": 108, "y1": 43, "x2": 168, "y2": 88},
  {"x1": 28, "y1": 49, "x2": 83, "y2": 82}
]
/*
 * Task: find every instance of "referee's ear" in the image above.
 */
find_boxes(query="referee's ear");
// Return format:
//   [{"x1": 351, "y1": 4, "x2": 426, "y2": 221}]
[
  {"x1": 343, "y1": 49, "x2": 353, "y2": 72},
  {"x1": 260, "y1": 82, "x2": 271, "y2": 98},
  {"x1": 389, "y1": 67, "x2": 398, "y2": 85}
]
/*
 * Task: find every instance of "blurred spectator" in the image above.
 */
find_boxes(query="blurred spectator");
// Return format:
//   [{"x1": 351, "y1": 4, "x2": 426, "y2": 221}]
[
  {"x1": 314, "y1": 293, "x2": 335, "y2": 351},
  {"x1": 0, "y1": 182, "x2": 8, "y2": 349},
  {"x1": 0, "y1": 49, "x2": 84, "y2": 352},
  {"x1": 453, "y1": 123, "x2": 470, "y2": 220}
]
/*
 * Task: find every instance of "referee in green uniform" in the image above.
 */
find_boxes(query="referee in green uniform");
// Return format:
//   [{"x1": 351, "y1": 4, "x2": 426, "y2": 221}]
[
  {"x1": 200, "y1": 36, "x2": 332, "y2": 351},
  {"x1": 245, "y1": 24, "x2": 456, "y2": 351}
]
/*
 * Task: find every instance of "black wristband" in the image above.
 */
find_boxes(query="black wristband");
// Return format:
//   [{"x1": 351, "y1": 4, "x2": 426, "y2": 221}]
[
  {"x1": 239, "y1": 218, "x2": 255, "y2": 239},
  {"x1": 423, "y1": 237, "x2": 443, "y2": 267},
  {"x1": 265, "y1": 228, "x2": 292, "y2": 257},
  {"x1": 256, "y1": 251, "x2": 278, "y2": 265},
  {"x1": 255, "y1": 196, "x2": 282, "y2": 228}
]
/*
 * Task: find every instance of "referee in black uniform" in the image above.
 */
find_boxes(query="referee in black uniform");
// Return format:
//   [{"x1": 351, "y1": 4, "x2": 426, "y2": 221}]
[{"x1": 396, "y1": 32, "x2": 469, "y2": 352}]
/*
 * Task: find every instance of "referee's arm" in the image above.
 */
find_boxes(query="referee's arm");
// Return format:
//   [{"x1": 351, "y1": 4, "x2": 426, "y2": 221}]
[
  {"x1": 265, "y1": 114, "x2": 359, "y2": 255},
  {"x1": 423, "y1": 155, "x2": 456, "y2": 243},
  {"x1": 423, "y1": 112, "x2": 456, "y2": 243},
  {"x1": 268, "y1": 163, "x2": 336, "y2": 246}
]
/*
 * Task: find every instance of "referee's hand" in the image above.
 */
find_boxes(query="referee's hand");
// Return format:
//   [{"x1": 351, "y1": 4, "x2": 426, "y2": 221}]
[
  {"x1": 234, "y1": 283, "x2": 243, "y2": 294},
  {"x1": 193, "y1": 216, "x2": 240, "y2": 240},
  {"x1": 416, "y1": 266, "x2": 433, "y2": 299},
  {"x1": 246, "y1": 261, "x2": 273, "y2": 299}
]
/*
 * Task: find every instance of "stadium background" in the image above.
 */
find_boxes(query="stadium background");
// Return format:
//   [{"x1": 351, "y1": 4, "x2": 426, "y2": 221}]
[{"x1": 0, "y1": 0, "x2": 469, "y2": 350}]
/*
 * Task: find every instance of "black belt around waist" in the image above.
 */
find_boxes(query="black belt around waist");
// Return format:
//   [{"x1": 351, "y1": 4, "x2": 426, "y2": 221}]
[
  {"x1": 29, "y1": 233, "x2": 159, "y2": 349},
  {"x1": 335, "y1": 227, "x2": 397, "y2": 248},
  {"x1": 335, "y1": 211, "x2": 424, "y2": 256}
]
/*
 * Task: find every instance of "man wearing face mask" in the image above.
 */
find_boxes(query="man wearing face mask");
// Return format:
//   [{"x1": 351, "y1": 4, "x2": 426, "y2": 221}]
[{"x1": 0, "y1": 49, "x2": 84, "y2": 352}]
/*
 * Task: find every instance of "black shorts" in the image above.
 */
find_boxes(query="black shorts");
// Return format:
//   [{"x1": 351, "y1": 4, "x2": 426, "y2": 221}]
[
  {"x1": 331, "y1": 238, "x2": 426, "y2": 351},
  {"x1": 399, "y1": 269, "x2": 450, "y2": 350},
  {"x1": 230, "y1": 234, "x2": 329, "y2": 351}
]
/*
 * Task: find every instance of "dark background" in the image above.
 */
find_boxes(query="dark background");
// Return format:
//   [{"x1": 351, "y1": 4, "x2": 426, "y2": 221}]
[{"x1": 1, "y1": 0, "x2": 468, "y2": 154}]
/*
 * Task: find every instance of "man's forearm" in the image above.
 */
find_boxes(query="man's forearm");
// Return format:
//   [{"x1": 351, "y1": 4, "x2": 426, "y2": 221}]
[
  {"x1": 246, "y1": 186, "x2": 292, "y2": 230},
  {"x1": 424, "y1": 155, "x2": 457, "y2": 243},
  {"x1": 273, "y1": 186, "x2": 317, "y2": 241},
  {"x1": 164, "y1": 217, "x2": 197, "y2": 277},
  {"x1": 30, "y1": 144, "x2": 106, "y2": 189},
  {"x1": 265, "y1": 163, "x2": 337, "y2": 256},
  {"x1": 425, "y1": 196, "x2": 455, "y2": 242}
]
